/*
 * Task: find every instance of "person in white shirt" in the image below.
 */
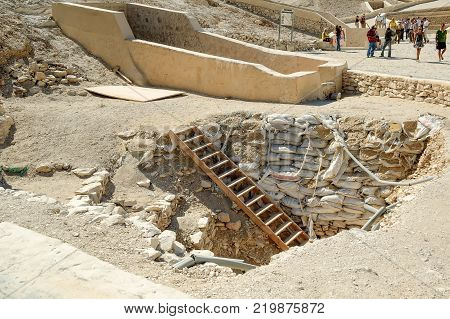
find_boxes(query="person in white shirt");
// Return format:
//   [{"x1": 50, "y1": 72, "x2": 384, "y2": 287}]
[
  {"x1": 423, "y1": 18, "x2": 430, "y2": 43},
  {"x1": 376, "y1": 14, "x2": 383, "y2": 29}
]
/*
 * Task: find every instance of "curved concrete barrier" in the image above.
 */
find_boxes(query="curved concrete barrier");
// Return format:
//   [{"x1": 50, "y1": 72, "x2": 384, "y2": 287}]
[{"x1": 52, "y1": 2, "x2": 347, "y2": 104}]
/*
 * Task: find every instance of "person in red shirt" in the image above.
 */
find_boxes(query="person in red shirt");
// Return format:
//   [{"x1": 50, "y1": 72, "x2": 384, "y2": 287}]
[{"x1": 367, "y1": 26, "x2": 378, "y2": 58}]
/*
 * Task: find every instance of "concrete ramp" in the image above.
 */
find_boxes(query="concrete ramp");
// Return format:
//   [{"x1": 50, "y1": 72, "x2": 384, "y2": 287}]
[
  {"x1": 0, "y1": 222, "x2": 190, "y2": 298},
  {"x1": 52, "y1": 2, "x2": 347, "y2": 104}
]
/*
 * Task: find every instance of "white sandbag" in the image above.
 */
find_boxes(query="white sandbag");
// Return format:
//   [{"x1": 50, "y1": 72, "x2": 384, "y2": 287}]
[
  {"x1": 296, "y1": 147, "x2": 319, "y2": 156},
  {"x1": 266, "y1": 153, "x2": 280, "y2": 161},
  {"x1": 304, "y1": 180, "x2": 330, "y2": 188},
  {"x1": 291, "y1": 209, "x2": 310, "y2": 216},
  {"x1": 314, "y1": 187, "x2": 336, "y2": 197},
  {"x1": 323, "y1": 148, "x2": 344, "y2": 180},
  {"x1": 293, "y1": 162, "x2": 321, "y2": 172},
  {"x1": 306, "y1": 197, "x2": 321, "y2": 207},
  {"x1": 360, "y1": 186, "x2": 378, "y2": 197},
  {"x1": 305, "y1": 206, "x2": 341, "y2": 214},
  {"x1": 342, "y1": 205, "x2": 365, "y2": 214},
  {"x1": 297, "y1": 170, "x2": 316, "y2": 179},
  {"x1": 343, "y1": 197, "x2": 365, "y2": 208},
  {"x1": 269, "y1": 160, "x2": 293, "y2": 166},
  {"x1": 271, "y1": 144, "x2": 297, "y2": 154},
  {"x1": 201, "y1": 123, "x2": 222, "y2": 142},
  {"x1": 320, "y1": 201, "x2": 343, "y2": 210},
  {"x1": 239, "y1": 162, "x2": 259, "y2": 171},
  {"x1": 333, "y1": 180, "x2": 362, "y2": 189},
  {"x1": 300, "y1": 138, "x2": 329, "y2": 149},
  {"x1": 336, "y1": 188, "x2": 359, "y2": 197},
  {"x1": 266, "y1": 114, "x2": 294, "y2": 129},
  {"x1": 364, "y1": 196, "x2": 386, "y2": 206},
  {"x1": 295, "y1": 115, "x2": 321, "y2": 125},
  {"x1": 267, "y1": 191, "x2": 285, "y2": 201},
  {"x1": 281, "y1": 196, "x2": 303, "y2": 209},
  {"x1": 338, "y1": 212, "x2": 362, "y2": 220},
  {"x1": 315, "y1": 213, "x2": 345, "y2": 221},
  {"x1": 273, "y1": 132, "x2": 302, "y2": 144},
  {"x1": 377, "y1": 187, "x2": 393, "y2": 198},
  {"x1": 277, "y1": 182, "x2": 305, "y2": 199},
  {"x1": 321, "y1": 194, "x2": 344, "y2": 205}
]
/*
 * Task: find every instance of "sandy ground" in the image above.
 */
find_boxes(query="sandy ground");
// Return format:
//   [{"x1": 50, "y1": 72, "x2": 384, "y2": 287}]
[
  {"x1": 1, "y1": 92, "x2": 449, "y2": 298},
  {"x1": 400, "y1": 0, "x2": 450, "y2": 12},
  {"x1": 306, "y1": 41, "x2": 450, "y2": 81}
]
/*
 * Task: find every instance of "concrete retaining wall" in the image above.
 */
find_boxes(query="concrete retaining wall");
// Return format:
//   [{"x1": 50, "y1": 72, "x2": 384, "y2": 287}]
[
  {"x1": 225, "y1": 0, "x2": 369, "y2": 48},
  {"x1": 52, "y1": 3, "x2": 147, "y2": 85},
  {"x1": 343, "y1": 70, "x2": 450, "y2": 107},
  {"x1": 52, "y1": 2, "x2": 346, "y2": 103}
]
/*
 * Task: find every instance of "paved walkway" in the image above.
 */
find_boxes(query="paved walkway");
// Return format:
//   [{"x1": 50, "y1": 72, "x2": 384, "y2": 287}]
[
  {"x1": 0, "y1": 222, "x2": 190, "y2": 298},
  {"x1": 306, "y1": 41, "x2": 450, "y2": 81},
  {"x1": 401, "y1": 0, "x2": 450, "y2": 12}
]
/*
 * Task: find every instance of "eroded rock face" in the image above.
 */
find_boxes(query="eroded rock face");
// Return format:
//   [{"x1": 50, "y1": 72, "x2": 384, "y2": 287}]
[{"x1": 0, "y1": 114, "x2": 14, "y2": 144}]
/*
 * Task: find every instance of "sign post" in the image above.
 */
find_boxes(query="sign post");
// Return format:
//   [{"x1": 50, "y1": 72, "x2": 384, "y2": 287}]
[{"x1": 278, "y1": 9, "x2": 294, "y2": 46}]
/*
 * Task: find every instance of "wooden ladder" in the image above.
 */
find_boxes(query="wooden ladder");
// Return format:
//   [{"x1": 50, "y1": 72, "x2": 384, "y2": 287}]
[{"x1": 169, "y1": 126, "x2": 309, "y2": 251}]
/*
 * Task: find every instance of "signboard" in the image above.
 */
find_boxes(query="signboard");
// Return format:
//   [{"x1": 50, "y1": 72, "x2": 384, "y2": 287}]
[{"x1": 280, "y1": 9, "x2": 293, "y2": 27}]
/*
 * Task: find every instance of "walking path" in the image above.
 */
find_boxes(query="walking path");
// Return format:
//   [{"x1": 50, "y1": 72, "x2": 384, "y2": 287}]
[
  {"x1": 307, "y1": 40, "x2": 450, "y2": 81},
  {"x1": 401, "y1": 0, "x2": 450, "y2": 12},
  {"x1": 0, "y1": 222, "x2": 190, "y2": 298}
]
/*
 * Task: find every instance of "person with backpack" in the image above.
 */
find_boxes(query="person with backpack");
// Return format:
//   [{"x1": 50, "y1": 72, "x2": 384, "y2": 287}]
[
  {"x1": 380, "y1": 27, "x2": 396, "y2": 58},
  {"x1": 436, "y1": 23, "x2": 447, "y2": 62},
  {"x1": 367, "y1": 26, "x2": 378, "y2": 58}
]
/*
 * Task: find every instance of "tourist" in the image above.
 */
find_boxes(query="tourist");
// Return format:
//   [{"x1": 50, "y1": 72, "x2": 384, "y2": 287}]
[
  {"x1": 335, "y1": 25, "x2": 342, "y2": 51},
  {"x1": 405, "y1": 18, "x2": 411, "y2": 42},
  {"x1": 389, "y1": 17, "x2": 397, "y2": 30},
  {"x1": 376, "y1": 14, "x2": 383, "y2": 29},
  {"x1": 355, "y1": 15, "x2": 360, "y2": 28},
  {"x1": 322, "y1": 28, "x2": 331, "y2": 42},
  {"x1": 367, "y1": 26, "x2": 378, "y2": 58},
  {"x1": 423, "y1": 17, "x2": 430, "y2": 43},
  {"x1": 396, "y1": 20, "x2": 403, "y2": 44},
  {"x1": 380, "y1": 27, "x2": 396, "y2": 58},
  {"x1": 360, "y1": 14, "x2": 366, "y2": 28},
  {"x1": 381, "y1": 14, "x2": 387, "y2": 28},
  {"x1": 436, "y1": 23, "x2": 447, "y2": 62},
  {"x1": 414, "y1": 26, "x2": 425, "y2": 61}
]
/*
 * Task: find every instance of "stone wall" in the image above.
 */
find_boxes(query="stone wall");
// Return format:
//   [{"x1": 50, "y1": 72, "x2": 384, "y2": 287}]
[
  {"x1": 343, "y1": 70, "x2": 450, "y2": 107},
  {"x1": 224, "y1": 0, "x2": 333, "y2": 37}
]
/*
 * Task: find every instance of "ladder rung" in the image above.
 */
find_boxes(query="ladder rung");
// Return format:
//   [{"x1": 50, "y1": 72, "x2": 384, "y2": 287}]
[
  {"x1": 264, "y1": 213, "x2": 284, "y2": 226},
  {"x1": 219, "y1": 168, "x2": 239, "y2": 179},
  {"x1": 227, "y1": 176, "x2": 247, "y2": 188},
  {"x1": 245, "y1": 194, "x2": 266, "y2": 207},
  {"x1": 275, "y1": 221, "x2": 292, "y2": 235},
  {"x1": 175, "y1": 127, "x2": 195, "y2": 135},
  {"x1": 192, "y1": 143, "x2": 212, "y2": 152},
  {"x1": 201, "y1": 151, "x2": 221, "y2": 161},
  {"x1": 236, "y1": 186, "x2": 256, "y2": 198},
  {"x1": 255, "y1": 203, "x2": 274, "y2": 216},
  {"x1": 209, "y1": 160, "x2": 229, "y2": 170},
  {"x1": 184, "y1": 135, "x2": 204, "y2": 143},
  {"x1": 284, "y1": 231, "x2": 302, "y2": 246}
]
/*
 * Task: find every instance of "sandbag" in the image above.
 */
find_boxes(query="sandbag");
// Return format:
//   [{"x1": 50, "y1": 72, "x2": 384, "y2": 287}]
[
  {"x1": 365, "y1": 196, "x2": 386, "y2": 206},
  {"x1": 281, "y1": 196, "x2": 303, "y2": 209},
  {"x1": 321, "y1": 194, "x2": 344, "y2": 205},
  {"x1": 323, "y1": 148, "x2": 344, "y2": 180},
  {"x1": 333, "y1": 180, "x2": 362, "y2": 189},
  {"x1": 277, "y1": 182, "x2": 306, "y2": 199},
  {"x1": 271, "y1": 144, "x2": 297, "y2": 154},
  {"x1": 343, "y1": 197, "x2": 365, "y2": 208},
  {"x1": 267, "y1": 191, "x2": 285, "y2": 201}
]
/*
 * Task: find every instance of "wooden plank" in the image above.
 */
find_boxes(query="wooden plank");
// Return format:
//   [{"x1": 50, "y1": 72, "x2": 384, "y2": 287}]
[
  {"x1": 255, "y1": 203, "x2": 274, "y2": 217},
  {"x1": 236, "y1": 186, "x2": 256, "y2": 198},
  {"x1": 227, "y1": 176, "x2": 247, "y2": 188},
  {"x1": 244, "y1": 194, "x2": 266, "y2": 207},
  {"x1": 184, "y1": 135, "x2": 204, "y2": 143},
  {"x1": 209, "y1": 160, "x2": 229, "y2": 170},
  {"x1": 284, "y1": 231, "x2": 302, "y2": 246},
  {"x1": 219, "y1": 168, "x2": 239, "y2": 179},
  {"x1": 201, "y1": 151, "x2": 221, "y2": 161},
  {"x1": 192, "y1": 143, "x2": 212, "y2": 153},
  {"x1": 265, "y1": 213, "x2": 284, "y2": 226},
  {"x1": 275, "y1": 221, "x2": 292, "y2": 235}
]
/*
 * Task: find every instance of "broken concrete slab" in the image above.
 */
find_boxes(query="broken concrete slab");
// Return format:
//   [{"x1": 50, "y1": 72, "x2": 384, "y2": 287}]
[
  {"x1": 0, "y1": 222, "x2": 190, "y2": 298},
  {"x1": 85, "y1": 86, "x2": 184, "y2": 102}
]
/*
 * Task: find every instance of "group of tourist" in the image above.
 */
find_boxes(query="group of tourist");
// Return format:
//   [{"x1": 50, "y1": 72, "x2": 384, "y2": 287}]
[
  {"x1": 366, "y1": 20, "x2": 446, "y2": 62},
  {"x1": 323, "y1": 14, "x2": 447, "y2": 62}
]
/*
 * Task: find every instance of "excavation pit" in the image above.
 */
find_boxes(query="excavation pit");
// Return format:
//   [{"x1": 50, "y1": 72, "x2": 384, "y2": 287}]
[{"x1": 136, "y1": 111, "x2": 444, "y2": 265}]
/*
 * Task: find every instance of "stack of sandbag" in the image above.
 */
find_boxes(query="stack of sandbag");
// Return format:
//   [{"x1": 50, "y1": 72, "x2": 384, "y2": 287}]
[{"x1": 258, "y1": 113, "x2": 435, "y2": 238}]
